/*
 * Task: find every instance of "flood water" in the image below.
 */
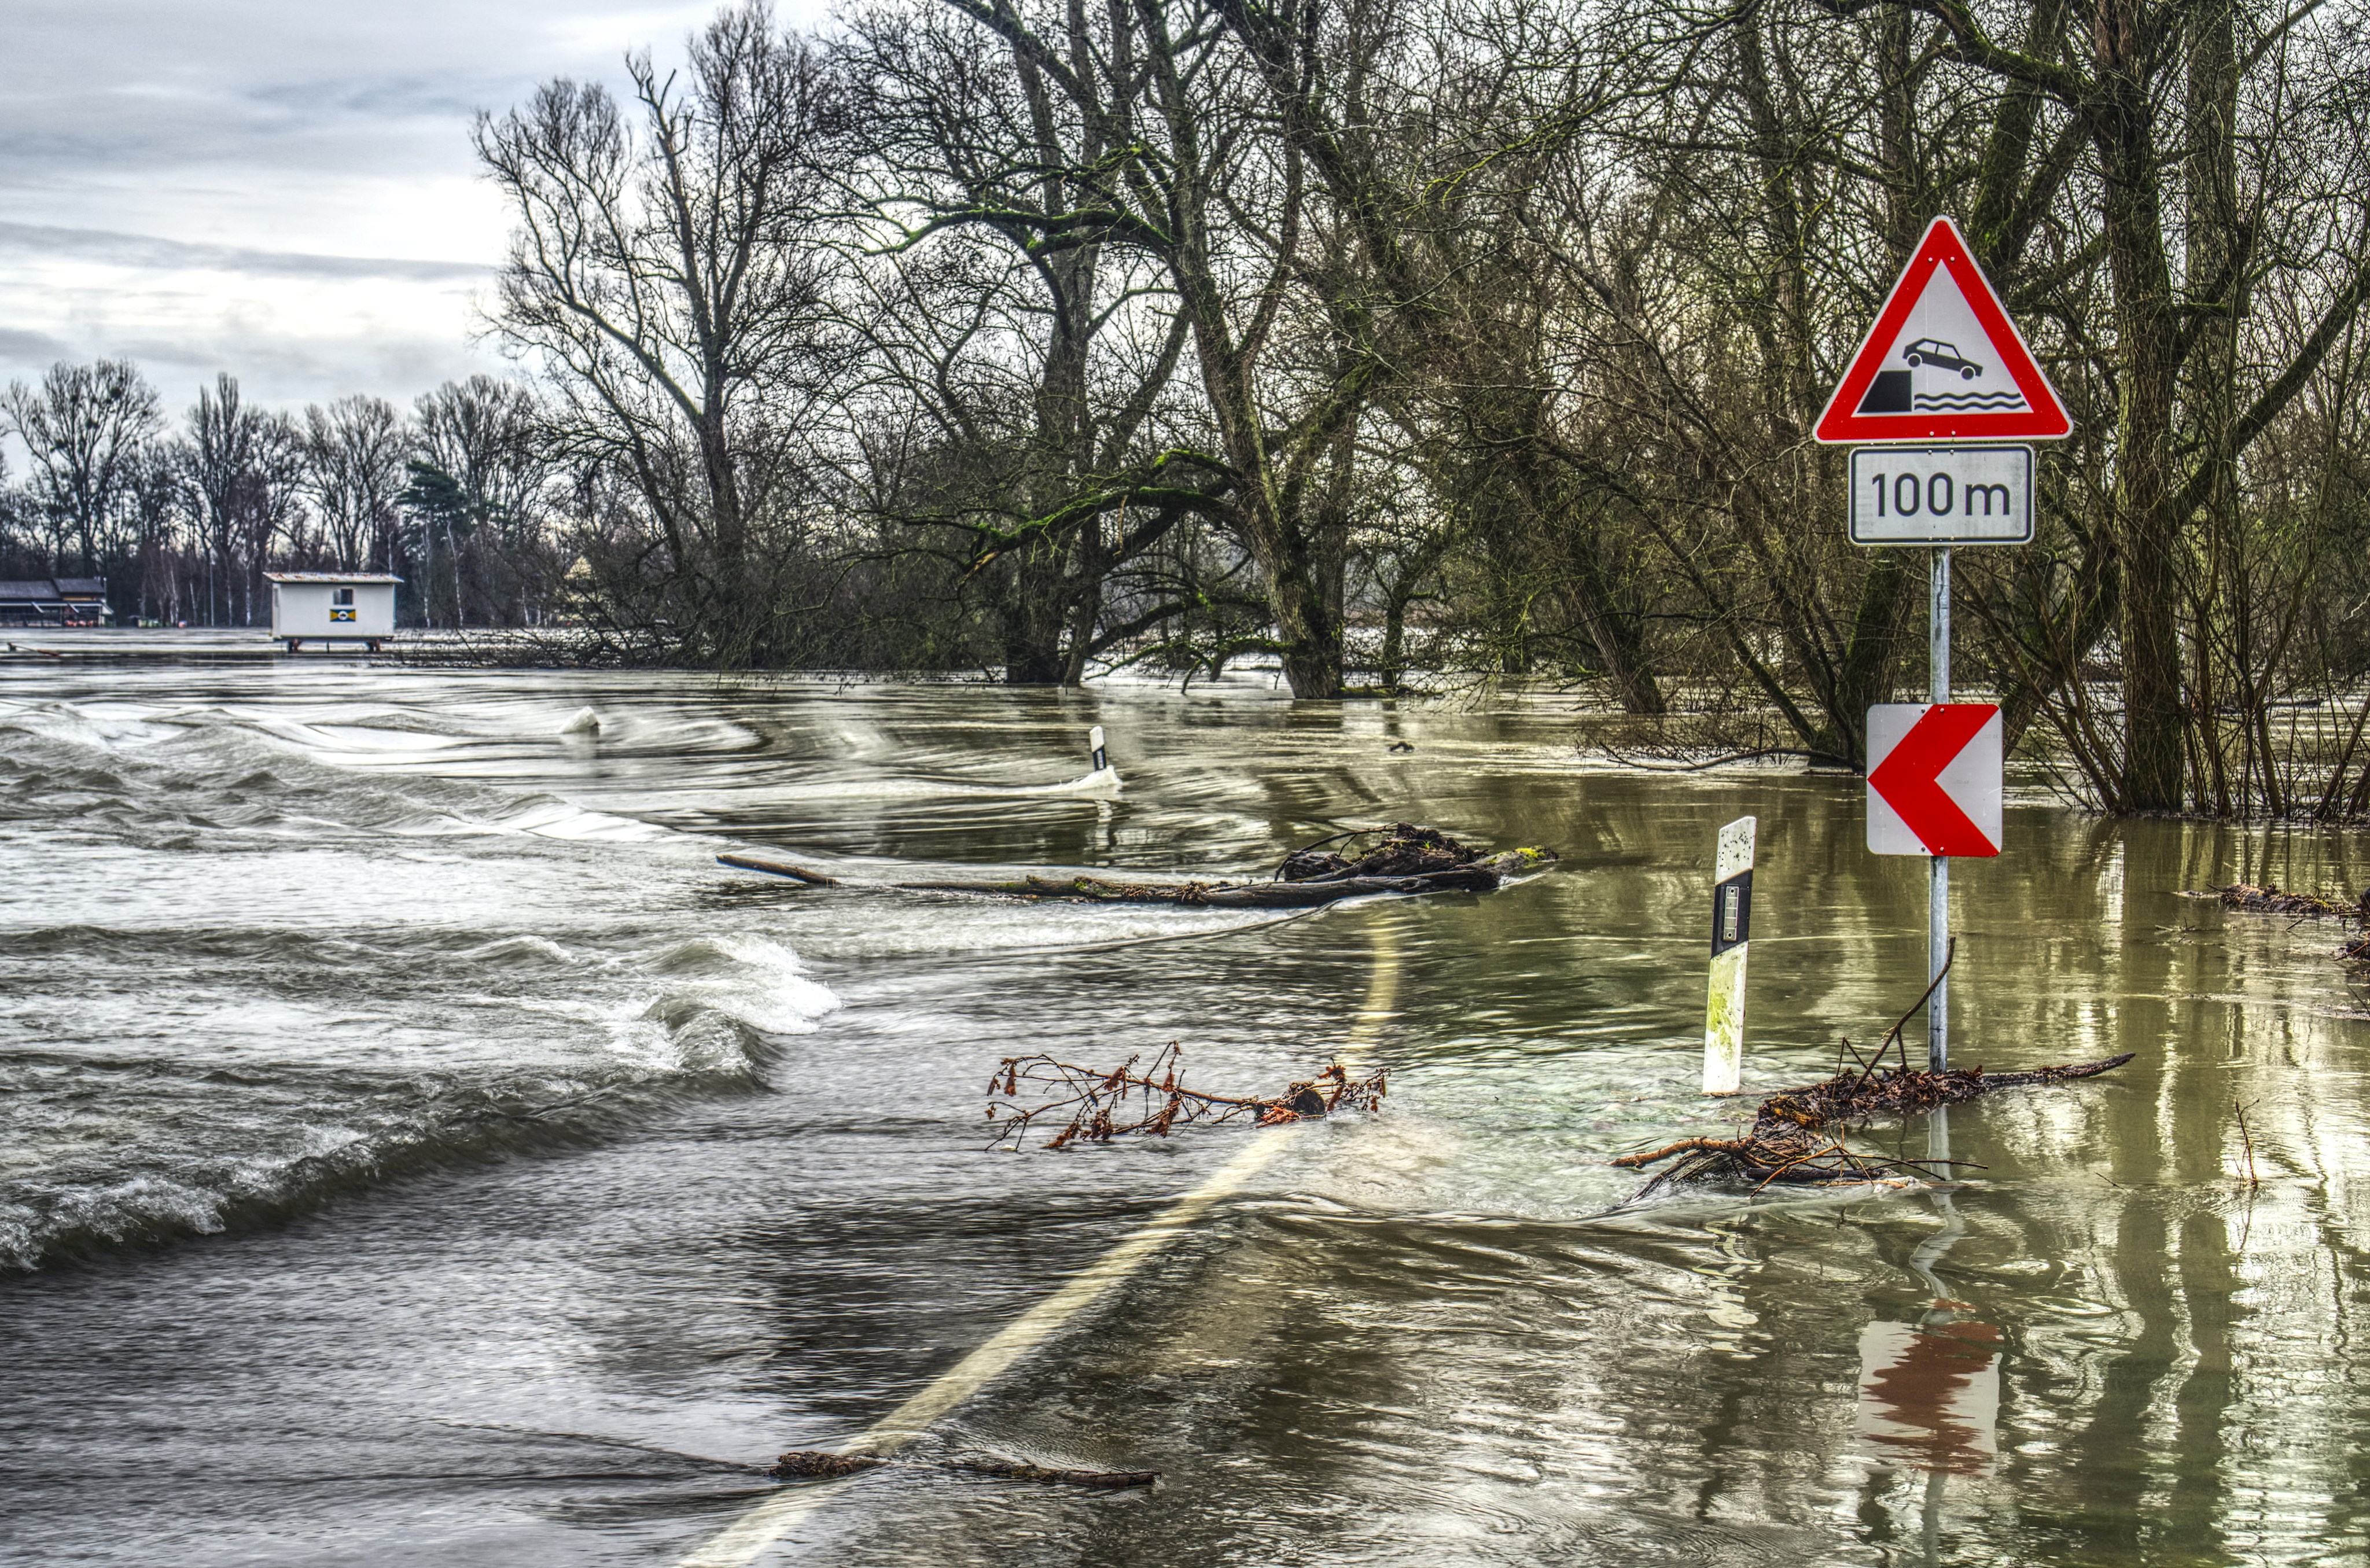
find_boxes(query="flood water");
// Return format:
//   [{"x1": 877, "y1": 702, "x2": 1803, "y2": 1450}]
[{"x1": 5, "y1": 638, "x2": 2369, "y2": 1566}]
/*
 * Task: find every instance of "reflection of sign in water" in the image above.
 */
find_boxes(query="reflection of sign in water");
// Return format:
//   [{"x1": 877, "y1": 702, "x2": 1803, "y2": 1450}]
[
  {"x1": 330, "y1": 608, "x2": 357, "y2": 623},
  {"x1": 1856, "y1": 1319, "x2": 2000, "y2": 1475}
]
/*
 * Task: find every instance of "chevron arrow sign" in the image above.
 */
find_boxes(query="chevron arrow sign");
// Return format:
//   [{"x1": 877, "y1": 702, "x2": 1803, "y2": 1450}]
[{"x1": 1866, "y1": 703, "x2": 2003, "y2": 857}]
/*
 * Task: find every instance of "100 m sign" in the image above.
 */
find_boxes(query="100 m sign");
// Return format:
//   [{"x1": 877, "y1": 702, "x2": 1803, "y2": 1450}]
[{"x1": 1846, "y1": 445, "x2": 2034, "y2": 545}]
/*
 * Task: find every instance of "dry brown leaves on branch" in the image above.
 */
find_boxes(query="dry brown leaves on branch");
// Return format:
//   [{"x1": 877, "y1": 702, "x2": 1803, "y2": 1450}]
[
  {"x1": 1613, "y1": 1053, "x2": 2134, "y2": 1198},
  {"x1": 1613, "y1": 944, "x2": 2133, "y2": 1198},
  {"x1": 985, "y1": 1043, "x2": 1385, "y2": 1150}
]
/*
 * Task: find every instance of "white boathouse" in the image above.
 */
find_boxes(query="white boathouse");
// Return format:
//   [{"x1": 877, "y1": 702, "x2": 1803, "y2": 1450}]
[{"x1": 267, "y1": 572, "x2": 402, "y2": 652}]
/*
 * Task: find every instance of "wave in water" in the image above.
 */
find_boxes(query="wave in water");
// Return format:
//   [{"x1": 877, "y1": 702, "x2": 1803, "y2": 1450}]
[
  {"x1": 0, "y1": 699, "x2": 842, "y2": 1271},
  {"x1": 0, "y1": 922, "x2": 840, "y2": 1271},
  {"x1": 0, "y1": 701, "x2": 666, "y2": 846}
]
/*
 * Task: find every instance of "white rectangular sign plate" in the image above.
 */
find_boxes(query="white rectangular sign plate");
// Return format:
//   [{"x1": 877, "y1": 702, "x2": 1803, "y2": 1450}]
[{"x1": 1848, "y1": 446, "x2": 2033, "y2": 545}]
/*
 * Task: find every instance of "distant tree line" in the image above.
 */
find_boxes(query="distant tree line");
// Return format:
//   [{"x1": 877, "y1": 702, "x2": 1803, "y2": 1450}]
[
  {"x1": 14, "y1": 0, "x2": 2369, "y2": 821},
  {"x1": 0, "y1": 365, "x2": 566, "y2": 630}
]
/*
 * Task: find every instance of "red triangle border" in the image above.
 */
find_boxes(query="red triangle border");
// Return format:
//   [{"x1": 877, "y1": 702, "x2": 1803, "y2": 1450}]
[{"x1": 1815, "y1": 218, "x2": 2071, "y2": 443}]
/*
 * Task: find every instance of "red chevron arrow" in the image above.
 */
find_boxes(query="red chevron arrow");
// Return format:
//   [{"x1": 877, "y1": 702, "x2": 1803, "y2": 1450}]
[{"x1": 1868, "y1": 704, "x2": 1999, "y2": 856}]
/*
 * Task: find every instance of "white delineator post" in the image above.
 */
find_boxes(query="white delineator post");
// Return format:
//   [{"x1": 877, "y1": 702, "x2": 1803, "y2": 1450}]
[
  {"x1": 1929, "y1": 548, "x2": 1950, "y2": 1072},
  {"x1": 1088, "y1": 725, "x2": 1107, "y2": 772},
  {"x1": 1703, "y1": 816, "x2": 1757, "y2": 1095}
]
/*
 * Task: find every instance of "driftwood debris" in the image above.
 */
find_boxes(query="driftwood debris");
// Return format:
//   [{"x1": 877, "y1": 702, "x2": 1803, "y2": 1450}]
[
  {"x1": 2217, "y1": 882, "x2": 2367, "y2": 919},
  {"x1": 719, "y1": 823, "x2": 1554, "y2": 908},
  {"x1": 1614, "y1": 1055, "x2": 2135, "y2": 1197},
  {"x1": 771, "y1": 1451, "x2": 1157, "y2": 1489},
  {"x1": 2213, "y1": 882, "x2": 2370, "y2": 961},
  {"x1": 987, "y1": 1043, "x2": 1385, "y2": 1149},
  {"x1": 1615, "y1": 948, "x2": 2134, "y2": 1196}
]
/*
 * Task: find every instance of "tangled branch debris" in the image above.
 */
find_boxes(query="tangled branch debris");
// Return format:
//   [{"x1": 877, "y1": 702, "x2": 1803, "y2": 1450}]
[
  {"x1": 1614, "y1": 947, "x2": 2133, "y2": 1197},
  {"x1": 985, "y1": 1043, "x2": 1385, "y2": 1150},
  {"x1": 1274, "y1": 822, "x2": 1538, "y2": 881},
  {"x1": 2211, "y1": 881, "x2": 2370, "y2": 961},
  {"x1": 717, "y1": 824, "x2": 1554, "y2": 908},
  {"x1": 771, "y1": 1451, "x2": 1157, "y2": 1489},
  {"x1": 2217, "y1": 882, "x2": 2366, "y2": 919}
]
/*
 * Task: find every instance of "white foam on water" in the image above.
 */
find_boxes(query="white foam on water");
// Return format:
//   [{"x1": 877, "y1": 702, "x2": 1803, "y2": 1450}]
[
  {"x1": 459, "y1": 934, "x2": 581, "y2": 967},
  {"x1": 0, "y1": 696, "x2": 855, "y2": 1269},
  {"x1": 642, "y1": 933, "x2": 843, "y2": 1038},
  {"x1": 1031, "y1": 764, "x2": 1123, "y2": 796}
]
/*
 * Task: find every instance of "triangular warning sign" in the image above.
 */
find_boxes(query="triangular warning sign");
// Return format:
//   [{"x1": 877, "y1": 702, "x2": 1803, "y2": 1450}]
[{"x1": 1816, "y1": 217, "x2": 2070, "y2": 443}]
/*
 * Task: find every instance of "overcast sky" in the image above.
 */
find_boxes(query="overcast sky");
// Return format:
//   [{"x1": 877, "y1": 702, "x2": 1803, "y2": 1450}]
[{"x1": 0, "y1": 1, "x2": 826, "y2": 419}]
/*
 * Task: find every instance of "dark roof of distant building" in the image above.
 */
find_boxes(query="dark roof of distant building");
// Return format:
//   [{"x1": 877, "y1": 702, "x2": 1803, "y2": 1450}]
[
  {"x1": 0, "y1": 578, "x2": 104, "y2": 601},
  {"x1": 264, "y1": 572, "x2": 404, "y2": 584}
]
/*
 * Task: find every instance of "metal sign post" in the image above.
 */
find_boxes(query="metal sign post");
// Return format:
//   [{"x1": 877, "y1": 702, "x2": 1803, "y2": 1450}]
[
  {"x1": 1928, "y1": 547, "x2": 1949, "y2": 1071},
  {"x1": 1817, "y1": 216, "x2": 2074, "y2": 1072}
]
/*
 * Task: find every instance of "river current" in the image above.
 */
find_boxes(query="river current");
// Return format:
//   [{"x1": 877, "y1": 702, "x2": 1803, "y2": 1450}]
[{"x1": 4, "y1": 637, "x2": 2367, "y2": 1565}]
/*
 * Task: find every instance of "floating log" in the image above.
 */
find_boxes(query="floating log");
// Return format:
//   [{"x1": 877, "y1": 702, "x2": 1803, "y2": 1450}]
[
  {"x1": 770, "y1": 1451, "x2": 1157, "y2": 1489},
  {"x1": 718, "y1": 855, "x2": 1529, "y2": 904},
  {"x1": 718, "y1": 824, "x2": 1553, "y2": 907},
  {"x1": 2217, "y1": 882, "x2": 2364, "y2": 919}
]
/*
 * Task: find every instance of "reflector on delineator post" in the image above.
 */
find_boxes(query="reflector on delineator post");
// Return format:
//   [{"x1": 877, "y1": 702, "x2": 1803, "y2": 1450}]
[{"x1": 1703, "y1": 815, "x2": 1756, "y2": 1095}]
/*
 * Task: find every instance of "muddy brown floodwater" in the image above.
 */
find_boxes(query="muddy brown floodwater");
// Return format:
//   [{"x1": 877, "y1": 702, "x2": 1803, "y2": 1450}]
[{"x1": 4, "y1": 635, "x2": 2368, "y2": 1566}]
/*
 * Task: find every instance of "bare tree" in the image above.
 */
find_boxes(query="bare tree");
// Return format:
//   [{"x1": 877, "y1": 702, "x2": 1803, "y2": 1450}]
[
  {"x1": 181, "y1": 375, "x2": 304, "y2": 626},
  {"x1": 475, "y1": 0, "x2": 842, "y2": 661},
  {"x1": 842, "y1": 0, "x2": 1207, "y2": 683},
  {"x1": 406, "y1": 376, "x2": 557, "y2": 624},
  {"x1": 304, "y1": 395, "x2": 409, "y2": 572},
  {"x1": 1, "y1": 359, "x2": 163, "y2": 580}
]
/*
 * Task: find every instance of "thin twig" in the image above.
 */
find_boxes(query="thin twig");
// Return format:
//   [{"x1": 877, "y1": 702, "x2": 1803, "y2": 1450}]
[{"x1": 2234, "y1": 1097, "x2": 2262, "y2": 1189}]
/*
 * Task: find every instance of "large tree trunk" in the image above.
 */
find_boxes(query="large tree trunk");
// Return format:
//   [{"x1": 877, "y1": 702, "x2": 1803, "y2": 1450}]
[{"x1": 2096, "y1": 0, "x2": 2188, "y2": 811}]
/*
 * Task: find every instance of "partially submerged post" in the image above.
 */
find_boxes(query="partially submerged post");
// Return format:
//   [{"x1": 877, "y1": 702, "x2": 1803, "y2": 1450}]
[
  {"x1": 1088, "y1": 724, "x2": 1108, "y2": 772},
  {"x1": 1703, "y1": 816, "x2": 1756, "y2": 1095}
]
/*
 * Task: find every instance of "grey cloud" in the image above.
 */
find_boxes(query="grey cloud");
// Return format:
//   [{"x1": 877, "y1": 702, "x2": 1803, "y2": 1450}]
[
  {"x1": 0, "y1": 223, "x2": 490, "y2": 285},
  {"x1": 0, "y1": 1, "x2": 786, "y2": 410},
  {"x1": 0, "y1": 324, "x2": 506, "y2": 413},
  {"x1": 0, "y1": 327, "x2": 75, "y2": 364}
]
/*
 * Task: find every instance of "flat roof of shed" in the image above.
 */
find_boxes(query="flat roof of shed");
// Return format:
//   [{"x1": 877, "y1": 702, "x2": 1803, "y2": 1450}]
[{"x1": 265, "y1": 573, "x2": 404, "y2": 584}]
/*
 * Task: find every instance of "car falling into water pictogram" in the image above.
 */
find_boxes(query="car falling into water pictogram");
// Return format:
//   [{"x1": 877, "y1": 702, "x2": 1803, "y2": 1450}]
[{"x1": 1902, "y1": 338, "x2": 1983, "y2": 378}]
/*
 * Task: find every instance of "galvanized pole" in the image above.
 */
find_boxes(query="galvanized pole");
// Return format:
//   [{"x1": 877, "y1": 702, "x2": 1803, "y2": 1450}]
[{"x1": 1929, "y1": 547, "x2": 1951, "y2": 1071}]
